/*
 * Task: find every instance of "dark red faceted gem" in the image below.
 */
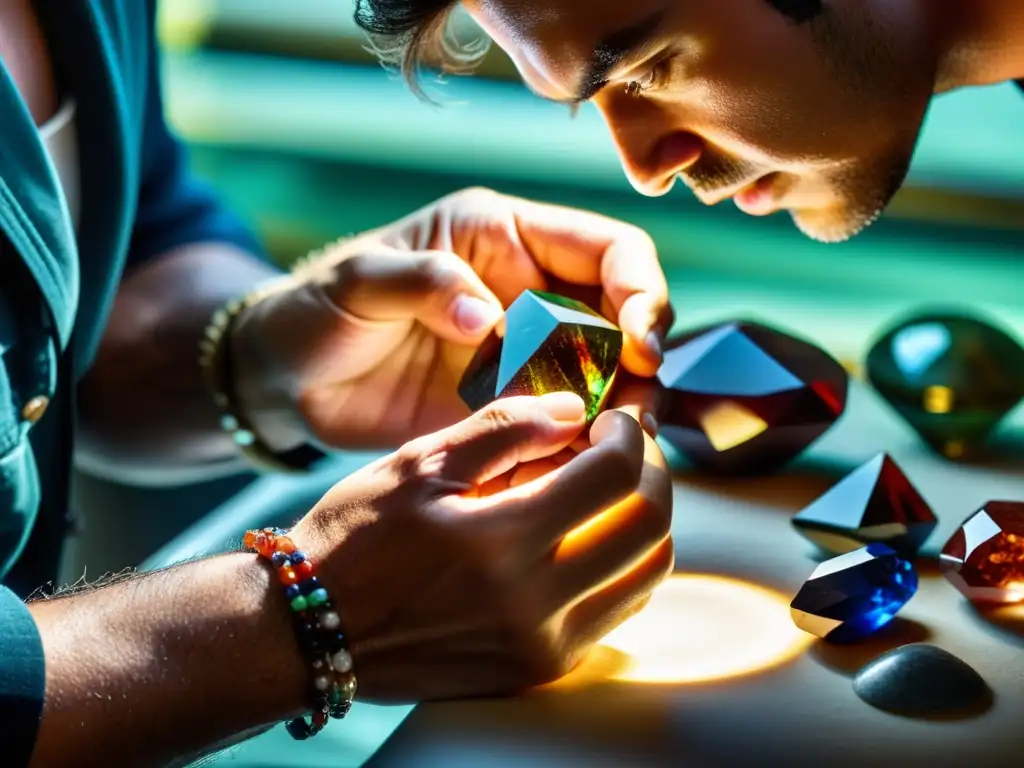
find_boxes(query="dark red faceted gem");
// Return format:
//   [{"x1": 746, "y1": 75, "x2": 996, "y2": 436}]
[
  {"x1": 656, "y1": 321, "x2": 849, "y2": 474},
  {"x1": 792, "y1": 453, "x2": 937, "y2": 557},
  {"x1": 940, "y1": 501, "x2": 1024, "y2": 604}
]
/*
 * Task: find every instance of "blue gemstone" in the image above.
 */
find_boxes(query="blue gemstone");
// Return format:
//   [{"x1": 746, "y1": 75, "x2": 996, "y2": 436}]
[
  {"x1": 290, "y1": 551, "x2": 306, "y2": 565},
  {"x1": 284, "y1": 584, "x2": 302, "y2": 600},
  {"x1": 270, "y1": 551, "x2": 290, "y2": 568},
  {"x1": 790, "y1": 543, "x2": 918, "y2": 643}
]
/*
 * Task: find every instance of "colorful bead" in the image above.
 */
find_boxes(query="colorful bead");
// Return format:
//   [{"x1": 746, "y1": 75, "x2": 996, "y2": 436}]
[
  {"x1": 312, "y1": 709, "x2": 329, "y2": 729},
  {"x1": 296, "y1": 559, "x2": 315, "y2": 578},
  {"x1": 290, "y1": 551, "x2": 306, "y2": 564},
  {"x1": 276, "y1": 536, "x2": 297, "y2": 554},
  {"x1": 242, "y1": 530, "x2": 256, "y2": 549},
  {"x1": 302, "y1": 576, "x2": 321, "y2": 595},
  {"x1": 290, "y1": 595, "x2": 309, "y2": 612},
  {"x1": 285, "y1": 719, "x2": 312, "y2": 740},
  {"x1": 313, "y1": 675, "x2": 331, "y2": 692},
  {"x1": 278, "y1": 567, "x2": 299, "y2": 586},
  {"x1": 284, "y1": 584, "x2": 301, "y2": 600},
  {"x1": 338, "y1": 675, "x2": 357, "y2": 699},
  {"x1": 307, "y1": 588, "x2": 329, "y2": 608},
  {"x1": 329, "y1": 702, "x2": 351, "y2": 720},
  {"x1": 271, "y1": 551, "x2": 290, "y2": 568},
  {"x1": 330, "y1": 649, "x2": 353, "y2": 673},
  {"x1": 320, "y1": 611, "x2": 341, "y2": 631}
]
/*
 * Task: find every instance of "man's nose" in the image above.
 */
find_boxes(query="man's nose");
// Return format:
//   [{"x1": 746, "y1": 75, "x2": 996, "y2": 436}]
[
  {"x1": 597, "y1": 97, "x2": 704, "y2": 196},
  {"x1": 621, "y1": 131, "x2": 704, "y2": 196}
]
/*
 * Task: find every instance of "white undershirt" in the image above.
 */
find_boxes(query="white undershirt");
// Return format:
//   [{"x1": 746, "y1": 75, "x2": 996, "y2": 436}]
[{"x1": 38, "y1": 99, "x2": 80, "y2": 233}]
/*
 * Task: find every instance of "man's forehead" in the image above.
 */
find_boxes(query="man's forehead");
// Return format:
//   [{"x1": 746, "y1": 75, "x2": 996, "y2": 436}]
[{"x1": 466, "y1": 0, "x2": 669, "y2": 99}]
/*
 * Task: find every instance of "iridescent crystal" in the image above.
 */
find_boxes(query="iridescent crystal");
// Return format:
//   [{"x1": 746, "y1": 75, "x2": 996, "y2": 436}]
[
  {"x1": 656, "y1": 321, "x2": 848, "y2": 474},
  {"x1": 792, "y1": 453, "x2": 937, "y2": 557},
  {"x1": 458, "y1": 291, "x2": 622, "y2": 422},
  {"x1": 866, "y1": 312, "x2": 1024, "y2": 458},
  {"x1": 940, "y1": 501, "x2": 1024, "y2": 604},
  {"x1": 791, "y1": 543, "x2": 918, "y2": 643}
]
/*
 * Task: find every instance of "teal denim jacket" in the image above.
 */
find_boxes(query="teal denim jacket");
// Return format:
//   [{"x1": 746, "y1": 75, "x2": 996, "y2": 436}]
[{"x1": 0, "y1": 2, "x2": 261, "y2": 764}]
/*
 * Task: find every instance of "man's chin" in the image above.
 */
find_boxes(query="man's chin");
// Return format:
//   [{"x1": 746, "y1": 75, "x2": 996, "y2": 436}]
[{"x1": 790, "y1": 204, "x2": 885, "y2": 244}]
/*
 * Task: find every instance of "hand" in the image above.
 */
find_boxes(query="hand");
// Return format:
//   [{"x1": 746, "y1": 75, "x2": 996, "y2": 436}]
[
  {"x1": 231, "y1": 187, "x2": 673, "y2": 451},
  {"x1": 288, "y1": 393, "x2": 674, "y2": 701}
]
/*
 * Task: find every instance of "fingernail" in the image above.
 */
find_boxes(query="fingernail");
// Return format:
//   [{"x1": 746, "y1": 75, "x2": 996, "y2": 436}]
[
  {"x1": 452, "y1": 295, "x2": 502, "y2": 335},
  {"x1": 645, "y1": 330, "x2": 663, "y2": 362},
  {"x1": 641, "y1": 412, "x2": 659, "y2": 438},
  {"x1": 538, "y1": 392, "x2": 586, "y2": 423}
]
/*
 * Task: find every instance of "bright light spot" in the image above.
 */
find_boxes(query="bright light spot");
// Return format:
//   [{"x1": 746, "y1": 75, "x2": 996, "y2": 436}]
[
  {"x1": 698, "y1": 401, "x2": 769, "y2": 452},
  {"x1": 562, "y1": 574, "x2": 812, "y2": 687},
  {"x1": 923, "y1": 385, "x2": 955, "y2": 414}
]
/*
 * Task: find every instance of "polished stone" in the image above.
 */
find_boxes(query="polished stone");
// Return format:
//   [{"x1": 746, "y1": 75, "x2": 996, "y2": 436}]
[
  {"x1": 458, "y1": 291, "x2": 622, "y2": 422},
  {"x1": 940, "y1": 500, "x2": 1024, "y2": 604},
  {"x1": 792, "y1": 453, "x2": 937, "y2": 557},
  {"x1": 791, "y1": 543, "x2": 917, "y2": 643},
  {"x1": 853, "y1": 644, "x2": 989, "y2": 717},
  {"x1": 656, "y1": 321, "x2": 848, "y2": 474},
  {"x1": 866, "y1": 312, "x2": 1024, "y2": 459}
]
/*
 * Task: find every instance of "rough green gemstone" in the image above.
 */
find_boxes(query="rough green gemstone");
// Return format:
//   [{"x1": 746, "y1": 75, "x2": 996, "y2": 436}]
[
  {"x1": 290, "y1": 595, "x2": 309, "y2": 612},
  {"x1": 866, "y1": 311, "x2": 1024, "y2": 457},
  {"x1": 458, "y1": 290, "x2": 623, "y2": 422}
]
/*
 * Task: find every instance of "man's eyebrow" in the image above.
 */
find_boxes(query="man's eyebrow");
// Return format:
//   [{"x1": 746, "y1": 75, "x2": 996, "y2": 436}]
[{"x1": 554, "y1": 10, "x2": 667, "y2": 105}]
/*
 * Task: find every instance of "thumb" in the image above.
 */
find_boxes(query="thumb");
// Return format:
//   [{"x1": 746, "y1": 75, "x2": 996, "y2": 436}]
[
  {"x1": 326, "y1": 247, "x2": 504, "y2": 343},
  {"x1": 408, "y1": 393, "x2": 587, "y2": 488}
]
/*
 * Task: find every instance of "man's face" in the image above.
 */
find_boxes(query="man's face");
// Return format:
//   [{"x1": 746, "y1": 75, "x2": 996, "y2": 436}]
[{"x1": 464, "y1": 0, "x2": 939, "y2": 242}]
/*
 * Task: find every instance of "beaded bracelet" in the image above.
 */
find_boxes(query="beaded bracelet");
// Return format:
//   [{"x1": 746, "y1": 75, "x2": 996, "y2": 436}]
[{"x1": 243, "y1": 527, "x2": 357, "y2": 739}]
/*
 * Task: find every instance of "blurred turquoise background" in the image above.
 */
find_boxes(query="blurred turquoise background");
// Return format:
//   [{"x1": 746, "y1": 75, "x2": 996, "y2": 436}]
[
  {"x1": 67, "y1": 0, "x2": 1024, "y2": 584},
  {"x1": 61, "y1": 3, "x2": 1023, "y2": 765}
]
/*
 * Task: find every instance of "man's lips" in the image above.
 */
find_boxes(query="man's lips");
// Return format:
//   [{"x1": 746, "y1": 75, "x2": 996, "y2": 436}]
[{"x1": 733, "y1": 174, "x2": 780, "y2": 216}]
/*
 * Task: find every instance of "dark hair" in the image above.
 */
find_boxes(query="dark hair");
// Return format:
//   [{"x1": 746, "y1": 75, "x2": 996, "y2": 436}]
[
  {"x1": 353, "y1": 1, "x2": 825, "y2": 96},
  {"x1": 353, "y1": 0, "x2": 475, "y2": 98}
]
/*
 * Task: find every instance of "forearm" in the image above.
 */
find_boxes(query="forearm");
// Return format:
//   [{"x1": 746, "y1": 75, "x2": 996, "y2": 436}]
[
  {"x1": 77, "y1": 243, "x2": 281, "y2": 485},
  {"x1": 28, "y1": 552, "x2": 307, "y2": 768}
]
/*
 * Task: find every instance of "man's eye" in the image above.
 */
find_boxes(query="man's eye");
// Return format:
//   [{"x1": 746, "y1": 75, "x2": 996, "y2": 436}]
[{"x1": 625, "y1": 58, "x2": 672, "y2": 97}]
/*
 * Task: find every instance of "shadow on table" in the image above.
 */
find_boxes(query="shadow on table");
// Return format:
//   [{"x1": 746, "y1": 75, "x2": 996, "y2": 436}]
[
  {"x1": 808, "y1": 618, "x2": 933, "y2": 677},
  {"x1": 668, "y1": 452, "x2": 859, "y2": 513}
]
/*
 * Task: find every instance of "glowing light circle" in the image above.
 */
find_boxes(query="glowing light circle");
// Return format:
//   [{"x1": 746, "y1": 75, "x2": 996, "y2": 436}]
[{"x1": 596, "y1": 574, "x2": 812, "y2": 685}]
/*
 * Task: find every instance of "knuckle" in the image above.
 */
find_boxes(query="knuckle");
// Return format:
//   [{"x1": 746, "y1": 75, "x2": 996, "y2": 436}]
[
  {"x1": 477, "y1": 401, "x2": 523, "y2": 433},
  {"x1": 452, "y1": 186, "x2": 499, "y2": 209},
  {"x1": 332, "y1": 253, "x2": 375, "y2": 296},
  {"x1": 391, "y1": 439, "x2": 435, "y2": 483}
]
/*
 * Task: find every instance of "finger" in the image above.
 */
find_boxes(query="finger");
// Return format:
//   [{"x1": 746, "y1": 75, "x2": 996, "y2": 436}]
[
  {"x1": 607, "y1": 375, "x2": 664, "y2": 438},
  {"x1": 565, "y1": 538, "x2": 675, "y2": 648},
  {"x1": 407, "y1": 393, "x2": 587, "y2": 487},
  {"x1": 508, "y1": 197, "x2": 671, "y2": 376},
  {"x1": 483, "y1": 410, "x2": 646, "y2": 550},
  {"x1": 547, "y1": 430, "x2": 672, "y2": 607},
  {"x1": 326, "y1": 247, "x2": 504, "y2": 344}
]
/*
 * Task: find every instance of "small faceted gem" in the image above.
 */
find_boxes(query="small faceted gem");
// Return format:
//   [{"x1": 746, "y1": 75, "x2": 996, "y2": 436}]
[
  {"x1": 866, "y1": 312, "x2": 1024, "y2": 458},
  {"x1": 940, "y1": 501, "x2": 1024, "y2": 604},
  {"x1": 790, "y1": 543, "x2": 918, "y2": 643},
  {"x1": 853, "y1": 644, "x2": 989, "y2": 718},
  {"x1": 792, "y1": 453, "x2": 937, "y2": 557},
  {"x1": 657, "y1": 321, "x2": 848, "y2": 473},
  {"x1": 458, "y1": 291, "x2": 622, "y2": 422}
]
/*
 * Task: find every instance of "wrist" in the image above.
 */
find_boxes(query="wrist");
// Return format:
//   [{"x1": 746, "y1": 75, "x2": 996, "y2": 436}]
[{"x1": 229, "y1": 287, "x2": 312, "y2": 454}]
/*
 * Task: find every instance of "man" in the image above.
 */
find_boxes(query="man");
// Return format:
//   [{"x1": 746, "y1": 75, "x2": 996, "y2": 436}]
[
  {"x1": 1, "y1": 2, "x2": 673, "y2": 766},
  {"x1": 355, "y1": 0, "x2": 1024, "y2": 244}
]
